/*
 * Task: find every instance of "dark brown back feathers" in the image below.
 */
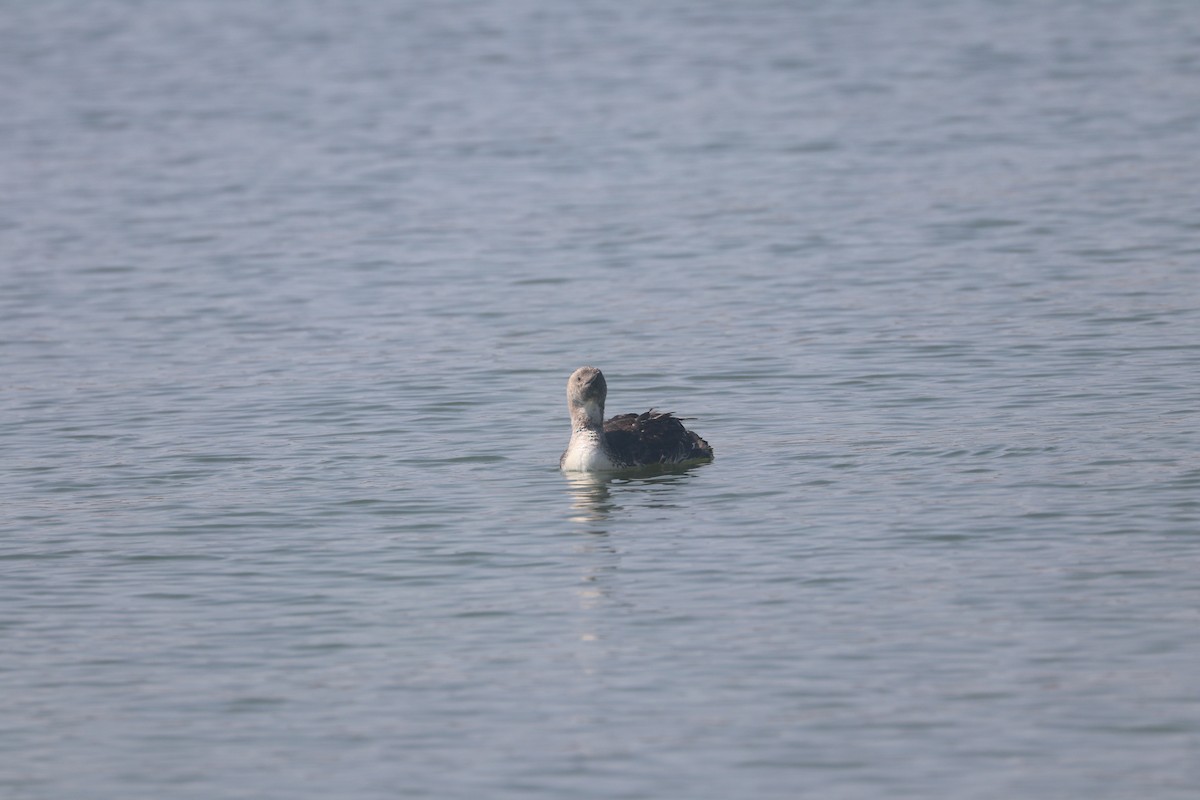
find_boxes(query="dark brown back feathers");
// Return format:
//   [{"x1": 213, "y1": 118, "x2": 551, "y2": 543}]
[{"x1": 602, "y1": 410, "x2": 714, "y2": 467}]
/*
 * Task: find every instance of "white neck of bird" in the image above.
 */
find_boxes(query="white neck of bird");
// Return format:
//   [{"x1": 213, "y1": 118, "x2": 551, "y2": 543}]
[{"x1": 571, "y1": 399, "x2": 604, "y2": 432}]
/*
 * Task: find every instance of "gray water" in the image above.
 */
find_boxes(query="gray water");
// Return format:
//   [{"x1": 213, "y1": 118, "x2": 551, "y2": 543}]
[{"x1": 3, "y1": 1, "x2": 1199, "y2": 797}]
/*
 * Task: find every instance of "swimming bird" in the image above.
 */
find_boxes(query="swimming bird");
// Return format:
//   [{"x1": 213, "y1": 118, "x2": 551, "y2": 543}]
[{"x1": 559, "y1": 366, "x2": 713, "y2": 471}]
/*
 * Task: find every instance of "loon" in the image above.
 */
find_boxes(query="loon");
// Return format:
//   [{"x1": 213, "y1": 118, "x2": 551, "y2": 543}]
[{"x1": 559, "y1": 366, "x2": 714, "y2": 472}]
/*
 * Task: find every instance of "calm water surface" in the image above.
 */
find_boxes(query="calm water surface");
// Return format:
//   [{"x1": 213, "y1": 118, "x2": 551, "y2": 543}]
[{"x1": 3, "y1": 1, "x2": 1199, "y2": 798}]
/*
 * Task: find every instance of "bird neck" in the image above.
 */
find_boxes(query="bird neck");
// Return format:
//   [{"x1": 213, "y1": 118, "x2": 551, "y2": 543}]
[{"x1": 570, "y1": 399, "x2": 604, "y2": 433}]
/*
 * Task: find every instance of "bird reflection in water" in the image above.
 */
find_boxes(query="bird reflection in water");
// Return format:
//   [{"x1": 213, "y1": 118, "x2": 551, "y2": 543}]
[
  {"x1": 562, "y1": 463, "x2": 711, "y2": 526},
  {"x1": 562, "y1": 465, "x2": 712, "y2": 652},
  {"x1": 563, "y1": 471, "x2": 617, "y2": 524}
]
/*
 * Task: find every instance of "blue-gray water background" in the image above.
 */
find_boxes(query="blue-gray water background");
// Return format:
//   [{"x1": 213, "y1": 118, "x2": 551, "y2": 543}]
[{"x1": 3, "y1": 1, "x2": 1199, "y2": 798}]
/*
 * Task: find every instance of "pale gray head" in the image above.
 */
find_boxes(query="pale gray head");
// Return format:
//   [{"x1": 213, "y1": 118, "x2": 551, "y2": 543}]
[{"x1": 566, "y1": 366, "x2": 607, "y2": 428}]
